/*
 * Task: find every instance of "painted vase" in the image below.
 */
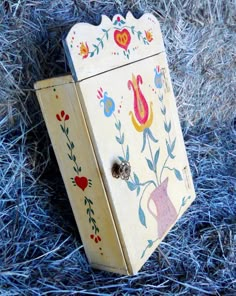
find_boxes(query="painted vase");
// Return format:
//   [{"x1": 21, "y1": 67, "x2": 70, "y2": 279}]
[{"x1": 147, "y1": 177, "x2": 177, "y2": 238}]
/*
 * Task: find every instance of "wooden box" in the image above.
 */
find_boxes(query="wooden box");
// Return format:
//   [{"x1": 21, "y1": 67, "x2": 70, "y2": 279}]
[{"x1": 34, "y1": 12, "x2": 195, "y2": 275}]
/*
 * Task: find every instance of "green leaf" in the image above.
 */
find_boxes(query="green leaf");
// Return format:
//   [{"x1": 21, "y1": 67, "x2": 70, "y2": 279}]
[
  {"x1": 170, "y1": 138, "x2": 176, "y2": 152},
  {"x1": 87, "y1": 208, "x2": 94, "y2": 215},
  {"x1": 166, "y1": 140, "x2": 175, "y2": 159},
  {"x1": 138, "y1": 206, "x2": 147, "y2": 227},
  {"x1": 126, "y1": 146, "x2": 129, "y2": 161},
  {"x1": 60, "y1": 125, "x2": 65, "y2": 133},
  {"x1": 137, "y1": 31, "x2": 142, "y2": 40},
  {"x1": 174, "y1": 168, "x2": 183, "y2": 181},
  {"x1": 133, "y1": 173, "x2": 139, "y2": 185},
  {"x1": 148, "y1": 239, "x2": 153, "y2": 247},
  {"x1": 89, "y1": 217, "x2": 96, "y2": 223},
  {"x1": 84, "y1": 198, "x2": 87, "y2": 205},
  {"x1": 93, "y1": 44, "x2": 99, "y2": 54},
  {"x1": 73, "y1": 166, "x2": 78, "y2": 173},
  {"x1": 158, "y1": 95, "x2": 163, "y2": 102},
  {"x1": 120, "y1": 20, "x2": 125, "y2": 25},
  {"x1": 147, "y1": 128, "x2": 158, "y2": 143},
  {"x1": 90, "y1": 51, "x2": 94, "y2": 57},
  {"x1": 71, "y1": 142, "x2": 74, "y2": 149},
  {"x1": 161, "y1": 106, "x2": 166, "y2": 115},
  {"x1": 154, "y1": 148, "x2": 160, "y2": 167},
  {"x1": 68, "y1": 153, "x2": 72, "y2": 160},
  {"x1": 131, "y1": 26, "x2": 135, "y2": 34},
  {"x1": 136, "y1": 186, "x2": 140, "y2": 196},
  {"x1": 146, "y1": 158, "x2": 154, "y2": 171},
  {"x1": 72, "y1": 155, "x2": 76, "y2": 161},
  {"x1": 116, "y1": 133, "x2": 124, "y2": 144},
  {"x1": 67, "y1": 143, "x2": 71, "y2": 150},
  {"x1": 164, "y1": 121, "x2": 171, "y2": 133},
  {"x1": 181, "y1": 197, "x2": 186, "y2": 207},
  {"x1": 115, "y1": 120, "x2": 121, "y2": 130},
  {"x1": 88, "y1": 199, "x2": 93, "y2": 205},
  {"x1": 118, "y1": 156, "x2": 125, "y2": 162},
  {"x1": 79, "y1": 167, "x2": 82, "y2": 172},
  {"x1": 127, "y1": 181, "x2": 136, "y2": 191},
  {"x1": 97, "y1": 37, "x2": 104, "y2": 48}
]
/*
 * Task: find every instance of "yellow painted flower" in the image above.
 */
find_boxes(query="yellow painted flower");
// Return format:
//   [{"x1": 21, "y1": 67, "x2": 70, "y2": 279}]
[
  {"x1": 80, "y1": 42, "x2": 89, "y2": 59},
  {"x1": 128, "y1": 74, "x2": 153, "y2": 132},
  {"x1": 145, "y1": 30, "x2": 153, "y2": 42}
]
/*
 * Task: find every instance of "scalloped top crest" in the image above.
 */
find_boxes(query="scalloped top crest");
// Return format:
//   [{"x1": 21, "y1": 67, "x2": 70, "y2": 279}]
[{"x1": 64, "y1": 12, "x2": 164, "y2": 81}]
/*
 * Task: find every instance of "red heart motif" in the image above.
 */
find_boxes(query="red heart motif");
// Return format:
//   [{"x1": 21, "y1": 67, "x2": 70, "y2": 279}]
[
  {"x1": 114, "y1": 29, "x2": 131, "y2": 51},
  {"x1": 74, "y1": 176, "x2": 88, "y2": 191}
]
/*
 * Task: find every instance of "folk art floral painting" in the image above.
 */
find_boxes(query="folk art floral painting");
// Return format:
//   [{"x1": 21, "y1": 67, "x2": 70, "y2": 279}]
[
  {"x1": 54, "y1": 12, "x2": 195, "y2": 266},
  {"x1": 94, "y1": 64, "x2": 193, "y2": 259}
]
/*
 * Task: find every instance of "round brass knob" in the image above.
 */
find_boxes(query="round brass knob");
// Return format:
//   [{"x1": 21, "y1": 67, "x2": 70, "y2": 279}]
[{"x1": 112, "y1": 161, "x2": 131, "y2": 180}]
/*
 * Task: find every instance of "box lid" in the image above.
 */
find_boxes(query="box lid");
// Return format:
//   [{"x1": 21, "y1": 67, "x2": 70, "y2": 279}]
[{"x1": 63, "y1": 12, "x2": 165, "y2": 82}]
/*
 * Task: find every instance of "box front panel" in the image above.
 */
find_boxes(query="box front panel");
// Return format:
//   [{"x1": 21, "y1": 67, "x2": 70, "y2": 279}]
[
  {"x1": 78, "y1": 53, "x2": 196, "y2": 273},
  {"x1": 35, "y1": 77, "x2": 129, "y2": 274}
]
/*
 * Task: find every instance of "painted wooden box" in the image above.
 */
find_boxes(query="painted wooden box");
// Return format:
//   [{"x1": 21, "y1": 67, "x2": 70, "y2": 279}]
[{"x1": 34, "y1": 12, "x2": 195, "y2": 275}]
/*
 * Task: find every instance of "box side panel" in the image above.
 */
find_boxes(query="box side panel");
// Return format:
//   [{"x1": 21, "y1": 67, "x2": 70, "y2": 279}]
[
  {"x1": 35, "y1": 77, "x2": 129, "y2": 274},
  {"x1": 77, "y1": 52, "x2": 196, "y2": 274}
]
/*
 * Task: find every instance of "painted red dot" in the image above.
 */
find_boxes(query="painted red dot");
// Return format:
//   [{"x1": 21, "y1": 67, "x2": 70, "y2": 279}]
[
  {"x1": 90, "y1": 234, "x2": 94, "y2": 239},
  {"x1": 95, "y1": 237, "x2": 98, "y2": 243},
  {"x1": 56, "y1": 95, "x2": 58, "y2": 99},
  {"x1": 117, "y1": 16, "x2": 121, "y2": 21}
]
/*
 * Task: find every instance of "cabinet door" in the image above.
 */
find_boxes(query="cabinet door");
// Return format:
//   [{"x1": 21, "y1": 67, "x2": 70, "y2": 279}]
[{"x1": 77, "y1": 52, "x2": 195, "y2": 274}]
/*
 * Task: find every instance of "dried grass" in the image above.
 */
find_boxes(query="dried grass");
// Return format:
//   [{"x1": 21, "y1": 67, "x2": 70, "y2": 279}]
[{"x1": 0, "y1": 0, "x2": 235, "y2": 295}]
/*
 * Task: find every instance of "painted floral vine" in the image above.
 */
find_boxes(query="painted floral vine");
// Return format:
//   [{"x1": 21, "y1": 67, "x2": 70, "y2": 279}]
[
  {"x1": 97, "y1": 65, "x2": 192, "y2": 259},
  {"x1": 73, "y1": 15, "x2": 153, "y2": 60},
  {"x1": 56, "y1": 110, "x2": 101, "y2": 245}
]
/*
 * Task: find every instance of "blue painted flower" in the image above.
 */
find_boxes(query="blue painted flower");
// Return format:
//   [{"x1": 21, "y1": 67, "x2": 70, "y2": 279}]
[
  {"x1": 100, "y1": 91, "x2": 115, "y2": 117},
  {"x1": 154, "y1": 65, "x2": 162, "y2": 89}
]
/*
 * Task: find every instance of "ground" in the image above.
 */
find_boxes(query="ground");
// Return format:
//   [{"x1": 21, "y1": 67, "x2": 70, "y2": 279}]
[{"x1": 0, "y1": 1, "x2": 235, "y2": 295}]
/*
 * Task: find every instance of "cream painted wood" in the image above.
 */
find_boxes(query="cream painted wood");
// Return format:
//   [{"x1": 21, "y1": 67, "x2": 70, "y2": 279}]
[
  {"x1": 64, "y1": 12, "x2": 165, "y2": 81},
  {"x1": 35, "y1": 76, "x2": 129, "y2": 274},
  {"x1": 76, "y1": 51, "x2": 195, "y2": 274},
  {"x1": 35, "y1": 12, "x2": 196, "y2": 275}
]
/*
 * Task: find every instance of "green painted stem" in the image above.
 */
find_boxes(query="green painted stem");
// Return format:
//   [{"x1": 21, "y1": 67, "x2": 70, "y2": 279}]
[
  {"x1": 160, "y1": 155, "x2": 169, "y2": 184},
  {"x1": 147, "y1": 133, "x2": 159, "y2": 186},
  {"x1": 141, "y1": 236, "x2": 160, "y2": 258},
  {"x1": 85, "y1": 196, "x2": 99, "y2": 234},
  {"x1": 114, "y1": 25, "x2": 147, "y2": 44},
  {"x1": 88, "y1": 28, "x2": 111, "y2": 55},
  {"x1": 164, "y1": 166, "x2": 174, "y2": 171},
  {"x1": 63, "y1": 121, "x2": 80, "y2": 174},
  {"x1": 139, "y1": 180, "x2": 156, "y2": 209}
]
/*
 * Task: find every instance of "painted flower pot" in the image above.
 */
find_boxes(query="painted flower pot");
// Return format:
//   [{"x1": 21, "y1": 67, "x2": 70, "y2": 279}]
[{"x1": 147, "y1": 178, "x2": 178, "y2": 238}]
